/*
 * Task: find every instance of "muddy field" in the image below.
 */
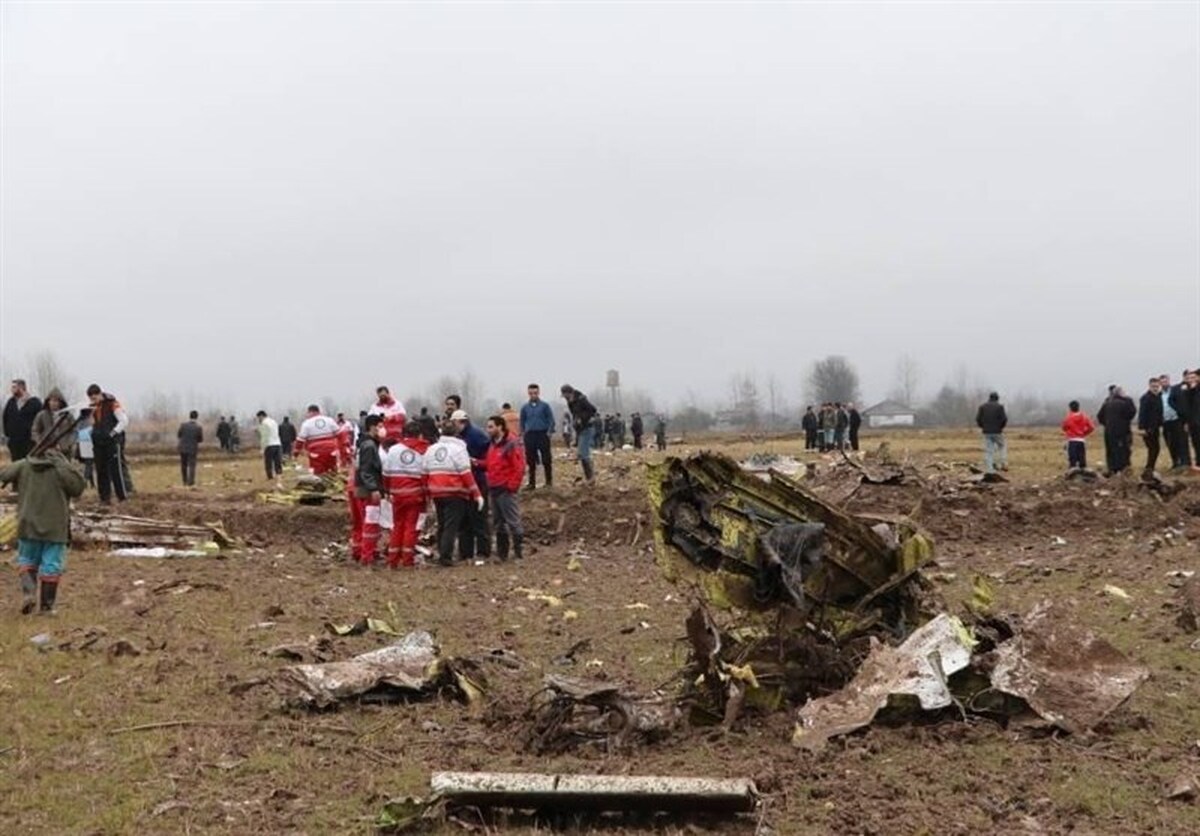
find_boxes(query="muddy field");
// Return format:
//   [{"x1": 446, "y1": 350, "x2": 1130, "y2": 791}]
[{"x1": 2, "y1": 429, "x2": 1199, "y2": 834}]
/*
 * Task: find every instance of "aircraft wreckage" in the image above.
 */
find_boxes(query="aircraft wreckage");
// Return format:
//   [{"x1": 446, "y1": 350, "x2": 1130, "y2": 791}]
[{"x1": 647, "y1": 453, "x2": 1148, "y2": 748}]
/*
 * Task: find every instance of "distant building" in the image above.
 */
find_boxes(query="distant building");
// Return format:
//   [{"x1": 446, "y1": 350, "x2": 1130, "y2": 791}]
[{"x1": 862, "y1": 400, "x2": 916, "y2": 428}]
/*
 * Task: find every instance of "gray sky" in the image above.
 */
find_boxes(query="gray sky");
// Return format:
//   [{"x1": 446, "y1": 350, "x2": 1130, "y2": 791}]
[{"x1": 3, "y1": 2, "x2": 1198, "y2": 414}]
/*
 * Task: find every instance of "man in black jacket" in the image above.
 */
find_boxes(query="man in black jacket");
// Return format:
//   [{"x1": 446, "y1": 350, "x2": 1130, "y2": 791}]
[
  {"x1": 561, "y1": 385, "x2": 598, "y2": 483},
  {"x1": 3, "y1": 379, "x2": 42, "y2": 461},
  {"x1": 1174, "y1": 369, "x2": 1200, "y2": 471},
  {"x1": 86, "y1": 384, "x2": 130, "y2": 504},
  {"x1": 352, "y1": 415, "x2": 386, "y2": 564},
  {"x1": 975, "y1": 392, "x2": 1008, "y2": 474},
  {"x1": 278, "y1": 416, "x2": 297, "y2": 459},
  {"x1": 801, "y1": 406, "x2": 817, "y2": 451},
  {"x1": 848, "y1": 403, "x2": 862, "y2": 451},
  {"x1": 1097, "y1": 385, "x2": 1137, "y2": 475},
  {"x1": 1137, "y1": 378, "x2": 1163, "y2": 477},
  {"x1": 177, "y1": 410, "x2": 204, "y2": 487}
]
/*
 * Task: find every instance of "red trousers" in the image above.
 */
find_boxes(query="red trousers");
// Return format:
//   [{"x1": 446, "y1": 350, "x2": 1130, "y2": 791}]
[
  {"x1": 309, "y1": 448, "x2": 338, "y2": 475},
  {"x1": 350, "y1": 494, "x2": 382, "y2": 564},
  {"x1": 387, "y1": 499, "x2": 423, "y2": 567}
]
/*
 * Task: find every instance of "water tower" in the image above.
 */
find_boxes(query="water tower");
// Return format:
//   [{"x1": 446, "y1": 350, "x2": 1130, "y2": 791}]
[{"x1": 606, "y1": 369, "x2": 622, "y2": 412}]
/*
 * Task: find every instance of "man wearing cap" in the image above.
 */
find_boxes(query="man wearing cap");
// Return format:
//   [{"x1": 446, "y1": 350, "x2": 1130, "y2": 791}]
[
  {"x1": 561, "y1": 385, "x2": 598, "y2": 483},
  {"x1": 452, "y1": 409, "x2": 492, "y2": 560}
]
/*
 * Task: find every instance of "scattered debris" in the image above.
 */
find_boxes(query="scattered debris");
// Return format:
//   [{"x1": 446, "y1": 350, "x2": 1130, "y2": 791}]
[
  {"x1": 1175, "y1": 578, "x2": 1200, "y2": 634},
  {"x1": 427, "y1": 771, "x2": 757, "y2": 814},
  {"x1": 259, "y1": 472, "x2": 347, "y2": 506},
  {"x1": 1102, "y1": 584, "x2": 1132, "y2": 601},
  {"x1": 1164, "y1": 772, "x2": 1198, "y2": 802},
  {"x1": 987, "y1": 600, "x2": 1149, "y2": 735},
  {"x1": 73, "y1": 512, "x2": 234, "y2": 550},
  {"x1": 110, "y1": 547, "x2": 211, "y2": 558},
  {"x1": 525, "y1": 674, "x2": 679, "y2": 753},
  {"x1": 514, "y1": 587, "x2": 564, "y2": 608},
  {"x1": 277, "y1": 631, "x2": 485, "y2": 709},
  {"x1": 793, "y1": 614, "x2": 974, "y2": 751},
  {"x1": 651, "y1": 454, "x2": 1149, "y2": 746},
  {"x1": 740, "y1": 452, "x2": 803, "y2": 477},
  {"x1": 264, "y1": 638, "x2": 334, "y2": 663}
]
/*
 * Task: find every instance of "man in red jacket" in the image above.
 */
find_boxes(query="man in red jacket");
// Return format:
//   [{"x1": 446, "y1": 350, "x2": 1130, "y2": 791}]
[{"x1": 485, "y1": 414, "x2": 526, "y2": 561}]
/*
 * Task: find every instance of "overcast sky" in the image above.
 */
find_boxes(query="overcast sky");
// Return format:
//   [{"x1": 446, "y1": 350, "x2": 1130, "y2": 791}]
[{"x1": 2, "y1": 2, "x2": 1198, "y2": 414}]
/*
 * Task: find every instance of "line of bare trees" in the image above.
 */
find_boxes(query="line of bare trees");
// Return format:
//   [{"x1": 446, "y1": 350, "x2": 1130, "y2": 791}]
[{"x1": 1, "y1": 351, "x2": 1100, "y2": 439}]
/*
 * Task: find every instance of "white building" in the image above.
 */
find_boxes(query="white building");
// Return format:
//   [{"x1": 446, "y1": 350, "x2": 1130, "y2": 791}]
[{"x1": 862, "y1": 400, "x2": 917, "y2": 428}]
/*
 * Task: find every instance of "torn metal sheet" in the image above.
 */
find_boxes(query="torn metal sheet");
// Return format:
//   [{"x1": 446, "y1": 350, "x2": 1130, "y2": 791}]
[
  {"x1": 988, "y1": 601, "x2": 1149, "y2": 734},
  {"x1": 430, "y1": 771, "x2": 757, "y2": 814},
  {"x1": 277, "y1": 630, "x2": 485, "y2": 709},
  {"x1": 792, "y1": 613, "x2": 974, "y2": 751}
]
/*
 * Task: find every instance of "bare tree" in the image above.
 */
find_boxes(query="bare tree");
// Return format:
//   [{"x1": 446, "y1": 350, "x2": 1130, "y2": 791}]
[
  {"x1": 806, "y1": 356, "x2": 861, "y2": 405},
  {"x1": 728, "y1": 372, "x2": 761, "y2": 430},
  {"x1": 428, "y1": 369, "x2": 484, "y2": 413},
  {"x1": 765, "y1": 374, "x2": 784, "y2": 433},
  {"x1": 888, "y1": 353, "x2": 921, "y2": 407},
  {"x1": 140, "y1": 389, "x2": 182, "y2": 423},
  {"x1": 26, "y1": 350, "x2": 76, "y2": 399}
]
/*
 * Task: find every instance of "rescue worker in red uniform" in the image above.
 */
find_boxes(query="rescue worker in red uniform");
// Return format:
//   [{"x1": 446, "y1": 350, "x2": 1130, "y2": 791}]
[
  {"x1": 335, "y1": 412, "x2": 355, "y2": 471},
  {"x1": 369, "y1": 386, "x2": 407, "y2": 448},
  {"x1": 352, "y1": 415, "x2": 387, "y2": 565},
  {"x1": 382, "y1": 420, "x2": 429, "y2": 568},
  {"x1": 294, "y1": 405, "x2": 340, "y2": 476}
]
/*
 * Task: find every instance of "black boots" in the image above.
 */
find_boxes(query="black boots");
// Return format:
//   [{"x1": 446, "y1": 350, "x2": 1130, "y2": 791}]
[
  {"x1": 20, "y1": 572, "x2": 36, "y2": 615},
  {"x1": 581, "y1": 459, "x2": 595, "y2": 483},
  {"x1": 39, "y1": 580, "x2": 58, "y2": 613},
  {"x1": 494, "y1": 533, "x2": 523, "y2": 561}
]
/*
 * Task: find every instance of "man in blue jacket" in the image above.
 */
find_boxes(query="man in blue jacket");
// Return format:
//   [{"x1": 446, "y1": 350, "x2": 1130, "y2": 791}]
[
  {"x1": 452, "y1": 409, "x2": 491, "y2": 559},
  {"x1": 519, "y1": 383, "x2": 555, "y2": 490}
]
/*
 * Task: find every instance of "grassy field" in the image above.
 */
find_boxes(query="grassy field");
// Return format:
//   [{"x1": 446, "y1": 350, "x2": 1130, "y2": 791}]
[{"x1": 1, "y1": 428, "x2": 1197, "y2": 834}]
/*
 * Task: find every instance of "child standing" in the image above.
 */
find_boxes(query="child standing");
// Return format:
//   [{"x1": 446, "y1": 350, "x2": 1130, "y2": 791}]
[
  {"x1": 0, "y1": 447, "x2": 87, "y2": 613},
  {"x1": 1062, "y1": 400, "x2": 1096, "y2": 471},
  {"x1": 76, "y1": 409, "x2": 95, "y2": 488}
]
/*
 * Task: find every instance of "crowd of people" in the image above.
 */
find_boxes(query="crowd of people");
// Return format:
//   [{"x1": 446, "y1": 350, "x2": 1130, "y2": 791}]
[
  {"x1": 801, "y1": 403, "x2": 862, "y2": 452},
  {"x1": 7, "y1": 370, "x2": 1200, "y2": 613},
  {"x1": 1054, "y1": 371, "x2": 1200, "y2": 478},
  {"x1": 967, "y1": 371, "x2": 1200, "y2": 478}
]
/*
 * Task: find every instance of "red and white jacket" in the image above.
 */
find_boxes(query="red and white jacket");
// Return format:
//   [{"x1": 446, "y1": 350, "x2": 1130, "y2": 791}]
[
  {"x1": 383, "y1": 437, "x2": 429, "y2": 505},
  {"x1": 295, "y1": 414, "x2": 340, "y2": 460},
  {"x1": 423, "y1": 436, "x2": 481, "y2": 501},
  {"x1": 369, "y1": 396, "x2": 407, "y2": 445}
]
